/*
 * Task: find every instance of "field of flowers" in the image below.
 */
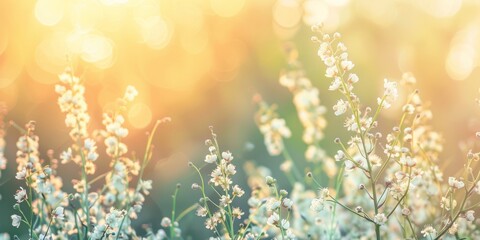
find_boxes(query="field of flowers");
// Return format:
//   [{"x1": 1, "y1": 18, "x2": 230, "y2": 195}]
[{"x1": 1, "y1": 0, "x2": 480, "y2": 239}]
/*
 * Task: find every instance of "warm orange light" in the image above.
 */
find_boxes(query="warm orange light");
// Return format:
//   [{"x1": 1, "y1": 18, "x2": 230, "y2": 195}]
[
  {"x1": 100, "y1": 0, "x2": 129, "y2": 6},
  {"x1": 128, "y1": 103, "x2": 153, "y2": 129},
  {"x1": 210, "y1": 0, "x2": 245, "y2": 18},
  {"x1": 273, "y1": 0, "x2": 302, "y2": 29},
  {"x1": 34, "y1": 0, "x2": 65, "y2": 26}
]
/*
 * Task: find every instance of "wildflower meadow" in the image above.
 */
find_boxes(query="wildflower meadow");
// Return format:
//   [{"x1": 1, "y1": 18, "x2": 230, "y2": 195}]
[{"x1": 1, "y1": 0, "x2": 480, "y2": 239}]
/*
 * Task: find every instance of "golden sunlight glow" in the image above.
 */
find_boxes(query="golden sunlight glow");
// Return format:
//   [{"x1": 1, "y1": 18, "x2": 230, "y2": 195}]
[
  {"x1": 181, "y1": 31, "x2": 209, "y2": 54},
  {"x1": 210, "y1": 0, "x2": 245, "y2": 18},
  {"x1": 138, "y1": 16, "x2": 172, "y2": 50},
  {"x1": 34, "y1": 31, "x2": 69, "y2": 76},
  {"x1": 100, "y1": 0, "x2": 129, "y2": 6},
  {"x1": 418, "y1": 0, "x2": 462, "y2": 18},
  {"x1": 34, "y1": 0, "x2": 65, "y2": 26},
  {"x1": 446, "y1": 43, "x2": 476, "y2": 81},
  {"x1": 324, "y1": 0, "x2": 349, "y2": 7},
  {"x1": 70, "y1": 1, "x2": 102, "y2": 30},
  {"x1": 446, "y1": 25, "x2": 479, "y2": 81},
  {"x1": 0, "y1": 34, "x2": 7, "y2": 56},
  {"x1": 273, "y1": 0, "x2": 302, "y2": 29},
  {"x1": 128, "y1": 102, "x2": 153, "y2": 129},
  {"x1": 0, "y1": 45, "x2": 23, "y2": 89},
  {"x1": 303, "y1": 0, "x2": 329, "y2": 26},
  {"x1": 80, "y1": 34, "x2": 114, "y2": 67},
  {"x1": 3, "y1": 1, "x2": 480, "y2": 238}
]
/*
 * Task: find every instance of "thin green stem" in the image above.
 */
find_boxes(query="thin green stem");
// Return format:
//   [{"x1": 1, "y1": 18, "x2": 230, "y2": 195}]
[
  {"x1": 43, "y1": 218, "x2": 53, "y2": 240},
  {"x1": 328, "y1": 164, "x2": 345, "y2": 240},
  {"x1": 115, "y1": 120, "x2": 162, "y2": 240},
  {"x1": 327, "y1": 198, "x2": 374, "y2": 223},
  {"x1": 170, "y1": 186, "x2": 180, "y2": 239},
  {"x1": 406, "y1": 216, "x2": 419, "y2": 240},
  {"x1": 175, "y1": 204, "x2": 197, "y2": 222},
  {"x1": 191, "y1": 163, "x2": 223, "y2": 238}
]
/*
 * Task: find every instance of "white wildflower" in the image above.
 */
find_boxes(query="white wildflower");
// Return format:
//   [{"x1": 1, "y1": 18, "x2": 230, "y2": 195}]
[
  {"x1": 421, "y1": 226, "x2": 436, "y2": 238},
  {"x1": 282, "y1": 198, "x2": 293, "y2": 209},
  {"x1": 14, "y1": 187, "x2": 27, "y2": 203},
  {"x1": 161, "y1": 217, "x2": 172, "y2": 227},
  {"x1": 205, "y1": 154, "x2": 217, "y2": 164},
  {"x1": 328, "y1": 77, "x2": 342, "y2": 91},
  {"x1": 333, "y1": 99, "x2": 348, "y2": 116},
  {"x1": 448, "y1": 177, "x2": 465, "y2": 189},
  {"x1": 379, "y1": 79, "x2": 398, "y2": 109},
  {"x1": 11, "y1": 214, "x2": 21, "y2": 228},
  {"x1": 52, "y1": 206, "x2": 65, "y2": 220},
  {"x1": 466, "y1": 210, "x2": 475, "y2": 221},
  {"x1": 267, "y1": 212, "x2": 279, "y2": 226},
  {"x1": 124, "y1": 85, "x2": 138, "y2": 102},
  {"x1": 280, "y1": 219, "x2": 290, "y2": 230},
  {"x1": 232, "y1": 185, "x2": 245, "y2": 197},
  {"x1": 139, "y1": 180, "x2": 153, "y2": 195},
  {"x1": 310, "y1": 198, "x2": 325, "y2": 212},
  {"x1": 374, "y1": 213, "x2": 387, "y2": 225},
  {"x1": 222, "y1": 151, "x2": 233, "y2": 161}
]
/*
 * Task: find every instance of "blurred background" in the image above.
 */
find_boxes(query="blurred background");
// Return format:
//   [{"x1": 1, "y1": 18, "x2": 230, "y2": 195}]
[{"x1": 1, "y1": 0, "x2": 480, "y2": 237}]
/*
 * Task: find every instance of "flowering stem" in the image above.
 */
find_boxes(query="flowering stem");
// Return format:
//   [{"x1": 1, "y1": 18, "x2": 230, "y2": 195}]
[
  {"x1": 373, "y1": 111, "x2": 408, "y2": 183},
  {"x1": 18, "y1": 206, "x2": 39, "y2": 239},
  {"x1": 170, "y1": 185, "x2": 180, "y2": 239},
  {"x1": 273, "y1": 185, "x2": 286, "y2": 240},
  {"x1": 71, "y1": 204, "x2": 83, "y2": 240},
  {"x1": 434, "y1": 182, "x2": 477, "y2": 239},
  {"x1": 115, "y1": 120, "x2": 162, "y2": 240},
  {"x1": 175, "y1": 204, "x2": 197, "y2": 222},
  {"x1": 87, "y1": 171, "x2": 109, "y2": 185},
  {"x1": 190, "y1": 163, "x2": 223, "y2": 239},
  {"x1": 28, "y1": 182, "x2": 34, "y2": 238},
  {"x1": 405, "y1": 216, "x2": 418, "y2": 240},
  {"x1": 43, "y1": 217, "x2": 53, "y2": 240},
  {"x1": 357, "y1": 122, "x2": 381, "y2": 239},
  {"x1": 326, "y1": 198, "x2": 374, "y2": 223},
  {"x1": 24, "y1": 132, "x2": 35, "y2": 239},
  {"x1": 387, "y1": 168, "x2": 412, "y2": 219},
  {"x1": 77, "y1": 141, "x2": 90, "y2": 232},
  {"x1": 328, "y1": 164, "x2": 345, "y2": 240}
]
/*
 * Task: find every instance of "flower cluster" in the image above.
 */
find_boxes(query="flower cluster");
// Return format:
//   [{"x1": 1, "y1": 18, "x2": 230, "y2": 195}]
[
  {"x1": 278, "y1": 55, "x2": 327, "y2": 163},
  {"x1": 55, "y1": 68, "x2": 91, "y2": 141},
  {"x1": 11, "y1": 120, "x2": 70, "y2": 239},
  {"x1": 255, "y1": 99, "x2": 292, "y2": 156},
  {"x1": 6, "y1": 69, "x2": 162, "y2": 240},
  {"x1": 190, "y1": 128, "x2": 250, "y2": 239},
  {"x1": 252, "y1": 26, "x2": 480, "y2": 240},
  {"x1": 305, "y1": 25, "x2": 480, "y2": 239}
]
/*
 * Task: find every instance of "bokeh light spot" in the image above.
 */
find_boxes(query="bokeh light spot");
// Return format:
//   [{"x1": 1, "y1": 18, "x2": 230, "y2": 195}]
[
  {"x1": 303, "y1": 0, "x2": 329, "y2": 26},
  {"x1": 138, "y1": 16, "x2": 173, "y2": 50},
  {"x1": 128, "y1": 102, "x2": 152, "y2": 129},
  {"x1": 100, "y1": 0, "x2": 129, "y2": 6},
  {"x1": 35, "y1": 0, "x2": 65, "y2": 26},
  {"x1": 273, "y1": 0, "x2": 302, "y2": 29},
  {"x1": 69, "y1": 0, "x2": 102, "y2": 30},
  {"x1": 325, "y1": 0, "x2": 349, "y2": 7},
  {"x1": 80, "y1": 34, "x2": 114, "y2": 64},
  {"x1": 420, "y1": 0, "x2": 462, "y2": 18},
  {"x1": 446, "y1": 43, "x2": 476, "y2": 81},
  {"x1": 210, "y1": 0, "x2": 245, "y2": 18}
]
